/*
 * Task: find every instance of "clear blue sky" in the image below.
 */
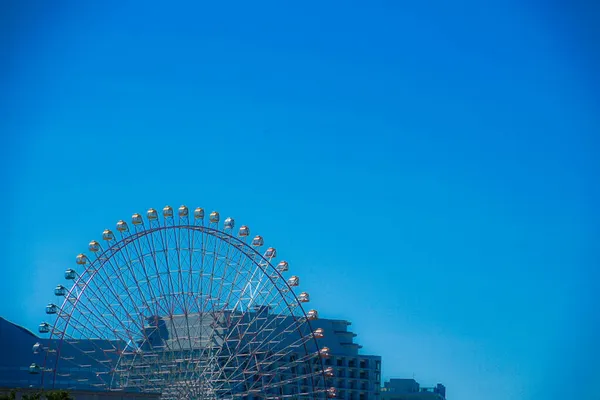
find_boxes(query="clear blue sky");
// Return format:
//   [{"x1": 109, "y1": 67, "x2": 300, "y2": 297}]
[{"x1": 1, "y1": 1, "x2": 598, "y2": 399}]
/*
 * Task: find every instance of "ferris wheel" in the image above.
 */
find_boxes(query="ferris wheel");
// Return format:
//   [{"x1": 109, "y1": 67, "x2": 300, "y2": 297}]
[{"x1": 31, "y1": 206, "x2": 336, "y2": 399}]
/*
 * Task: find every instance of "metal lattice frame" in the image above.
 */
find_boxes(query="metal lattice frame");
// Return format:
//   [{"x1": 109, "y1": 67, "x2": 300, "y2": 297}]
[{"x1": 34, "y1": 206, "x2": 335, "y2": 399}]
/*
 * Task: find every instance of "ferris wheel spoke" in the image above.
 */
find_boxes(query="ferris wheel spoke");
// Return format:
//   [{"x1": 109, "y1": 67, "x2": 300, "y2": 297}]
[
  {"x1": 196, "y1": 256, "x2": 262, "y2": 356},
  {"x1": 59, "y1": 296, "x2": 142, "y2": 372},
  {"x1": 206, "y1": 260, "x2": 298, "y2": 392},
  {"x1": 212, "y1": 312, "x2": 310, "y2": 393},
  {"x1": 213, "y1": 296, "x2": 324, "y2": 395},
  {"x1": 143, "y1": 214, "x2": 176, "y2": 315},
  {"x1": 90, "y1": 233, "x2": 192, "y2": 392},
  {"x1": 45, "y1": 280, "x2": 119, "y2": 381},
  {"x1": 47, "y1": 309, "x2": 130, "y2": 388},
  {"x1": 187, "y1": 236, "x2": 252, "y2": 393},
  {"x1": 107, "y1": 242, "x2": 158, "y2": 334},
  {"x1": 206, "y1": 218, "x2": 222, "y2": 313},
  {"x1": 165, "y1": 216, "x2": 189, "y2": 313},
  {"x1": 95, "y1": 243, "x2": 156, "y2": 342},
  {"x1": 166, "y1": 225, "x2": 223, "y2": 396},
  {"x1": 205, "y1": 228, "x2": 226, "y2": 313},
  {"x1": 212, "y1": 236, "x2": 235, "y2": 313},
  {"x1": 186, "y1": 221, "x2": 200, "y2": 303},
  {"x1": 175, "y1": 232, "x2": 220, "y2": 389},
  {"x1": 153, "y1": 226, "x2": 192, "y2": 366},
  {"x1": 126, "y1": 225, "x2": 172, "y2": 321},
  {"x1": 131, "y1": 221, "x2": 169, "y2": 317},
  {"x1": 258, "y1": 338, "x2": 323, "y2": 392},
  {"x1": 174, "y1": 224, "x2": 192, "y2": 344},
  {"x1": 123, "y1": 239, "x2": 200, "y2": 396},
  {"x1": 178, "y1": 229, "x2": 197, "y2": 359},
  {"x1": 63, "y1": 266, "x2": 142, "y2": 347},
  {"x1": 109, "y1": 240, "x2": 194, "y2": 394},
  {"x1": 191, "y1": 240, "x2": 254, "y2": 390},
  {"x1": 191, "y1": 230, "x2": 221, "y2": 348},
  {"x1": 55, "y1": 319, "x2": 117, "y2": 370},
  {"x1": 198, "y1": 218, "x2": 210, "y2": 308},
  {"x1": 154, "y1": 227, "x2": 179, "y2": 314}
]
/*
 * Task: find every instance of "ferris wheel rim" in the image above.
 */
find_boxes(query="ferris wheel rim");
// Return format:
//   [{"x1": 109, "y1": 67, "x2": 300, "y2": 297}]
[{"x1": 39, "y1": 217, "x2": 328, "y2": 398}]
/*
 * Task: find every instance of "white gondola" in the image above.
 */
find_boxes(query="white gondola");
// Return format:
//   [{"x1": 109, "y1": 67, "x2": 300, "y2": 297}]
[
  {"x1": 209, "y1": 211, "x2": 220, "y2": 223},
  {"x1": 277, "y1": 261, "x2": 289, "y2": 272},
  {"x1": 116, "y1": 220, "x2": 128, "y2": 232},
  {"x1": 224, "y1": 217, "x2": 235, "y2": 230},
  {"x1": 76, "y1": 253, "x2": 88, "y2": 265},
  {"x1": 38, "y1": 322, "x2": 50, "y2": 333},
  {"x1": 64, "y1": 269, "x2": 76, "y2": 280},
  {"x1": 102, "y1": 229, "x2": 114, "y2": 241},
  {"x1": 252, "y1": 235, "x2": 264, "y2": 247},
  {"x1": 54, "y1": 285, "x2": 67, "y2": 296},
  {"x1": 163, "y1": 205, "x2": 173, "y2": 218},
  {"x1": 132, "y1": 213, "x2": 143, "y2": 225},
  {"x1": 298, "y1": 292, "x2": 310, "y2": 303},
  {"x1": 147, "y1": 208, "x2": 158, "y2": 220},
  {"x1": 265, "y1": 247, "x2": 277, "y2": 258},
  {"x1": 238, "y1": 225, "x2": 250, "y2": 237},
  {"x1": 88, "y1": 240, "x2": 100, "y2": 252},
  {"x1": 194, "y1": 207, "x2": 204, "y2": 220},
  {"x1": 46, "y1": 303, "x2": 58, "y2": 314},
  {"x1": 178, "y1": 205, "x2": 189, "y2": 217},
  {"x1": 288, "y1": 276, "x2": 299, "y2": 287}
]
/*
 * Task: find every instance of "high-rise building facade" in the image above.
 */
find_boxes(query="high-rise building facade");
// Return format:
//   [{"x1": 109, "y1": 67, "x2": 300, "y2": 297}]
[{"x1": 309, "y1": 318, "x2": 382, "y2": 400}]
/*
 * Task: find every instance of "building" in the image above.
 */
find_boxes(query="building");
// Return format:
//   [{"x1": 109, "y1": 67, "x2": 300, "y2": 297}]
[
  {"x1": 310, "y1": 318, "x2": 382, "y2": 400},
  {"x1": 0, "y1": 316, "x2": 159, "y2": 399},
  {"x1": 1, "y1": 314, "x2": 381, "y2": 399},
  {"x1": 381, "y1": 379, "x2": 446, "y2": 400}
]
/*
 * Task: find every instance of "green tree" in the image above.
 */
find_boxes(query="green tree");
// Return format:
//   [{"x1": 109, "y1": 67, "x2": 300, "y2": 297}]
[
  {"x1": 45, "y1": 390, "x2": 72, "y2": 400},
  {"x1": 0, "y1": 389, "x2": 16, "y2": 400},
  {"x1": 21, "y1": 392, "x2": 42, "y2": 400}
]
